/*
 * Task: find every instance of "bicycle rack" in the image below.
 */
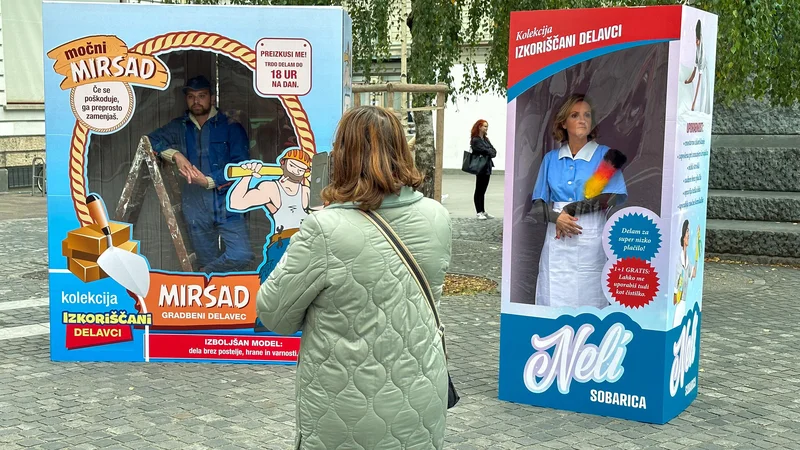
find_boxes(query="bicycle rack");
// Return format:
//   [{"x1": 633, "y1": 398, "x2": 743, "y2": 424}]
[{"x1": 31, "y1": 157, "x2": 46, "y2": 197}]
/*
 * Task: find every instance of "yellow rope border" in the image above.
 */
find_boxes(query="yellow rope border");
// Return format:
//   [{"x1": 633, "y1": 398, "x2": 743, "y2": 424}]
[
  {"x1": 70, "y1": 122, "x2": 93, "y2": 226},
  {"x1": 69, "y1": 31, "x2": 317, "y2": 226}
]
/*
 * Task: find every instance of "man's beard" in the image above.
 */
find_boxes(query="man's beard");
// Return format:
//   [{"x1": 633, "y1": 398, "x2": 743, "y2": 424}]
[
  {"x1": 191, "y1": 104, "x2": 211, "y2": 116},
  {"x1": 282, "y1": 167, "x2": 305, "y2": 183},
  {"x1": 283, "y1": 172, "x2": 304, "y2": 183}
]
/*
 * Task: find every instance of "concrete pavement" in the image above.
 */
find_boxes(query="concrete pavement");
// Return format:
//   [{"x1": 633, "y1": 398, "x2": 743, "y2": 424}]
[
  {"x1": 0, "y1": 191, "x2": 46, "y2": 221},
  {"x1": 1, "y1": 174, "x2": 800, "y2": 449},
  {"x1": 441, "y1": 170, "x2": 505, "y2": 219}
]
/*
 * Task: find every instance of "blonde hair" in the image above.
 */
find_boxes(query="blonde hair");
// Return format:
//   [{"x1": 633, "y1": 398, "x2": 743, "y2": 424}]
[
  {"x1": 552, "y1": 94, "x2": 598, "y2": 142},
  {"x1": 321, "y1": 106, "x2": 423, "y2": 210}
]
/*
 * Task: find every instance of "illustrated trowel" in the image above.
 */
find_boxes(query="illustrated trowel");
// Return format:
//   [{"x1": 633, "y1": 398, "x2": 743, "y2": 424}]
[{"x1": 86, "y1": 194, "x2": 151, "y2": 297}]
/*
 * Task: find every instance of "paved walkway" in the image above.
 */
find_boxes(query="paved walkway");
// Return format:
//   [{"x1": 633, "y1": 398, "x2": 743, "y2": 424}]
[{"x1": 1, "y1": 175, "x2": 800, "y2": 449}]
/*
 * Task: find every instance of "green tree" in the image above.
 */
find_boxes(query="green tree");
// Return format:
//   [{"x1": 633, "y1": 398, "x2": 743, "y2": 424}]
[
  {"x1": 334, "y1": 0, "x2": 465, "y2": 198},
  {"x1": 170, "y1": 0, "x2": 798, "y2": 196},
  {"x1": 463, "y1": 0, "x2": 800, "y2": 107},
  {"x1": 406, "y1": 0, "x2": 464, "y2": 197},
  {"x1": 176, "y1": 0, "x2": 462, "y2": 198}
]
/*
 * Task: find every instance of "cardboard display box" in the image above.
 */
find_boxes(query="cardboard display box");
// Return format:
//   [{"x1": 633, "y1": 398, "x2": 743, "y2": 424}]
[
  {"x1": 44, "y1": 1, "x2": 351, "y2": 364},
  {"x1": 499, "y1": 5, "x2": 717, "y2": 424}
]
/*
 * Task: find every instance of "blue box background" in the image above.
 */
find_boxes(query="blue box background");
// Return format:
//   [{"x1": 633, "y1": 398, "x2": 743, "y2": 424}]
[{"x1": 44, "y1": 2, "x2": 349, "y2": 364}]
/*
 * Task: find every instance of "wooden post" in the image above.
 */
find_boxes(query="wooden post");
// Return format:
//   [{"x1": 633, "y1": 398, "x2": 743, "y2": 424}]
[
  {"x1": 434, "y1": 91, "x2": 445, "y2": 203},
  {"x1": 352, "y1": 83, "x2": 449, "y2": 94}
]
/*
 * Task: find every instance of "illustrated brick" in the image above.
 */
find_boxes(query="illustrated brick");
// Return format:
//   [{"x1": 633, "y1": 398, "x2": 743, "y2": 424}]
[
  {"x1": 63, "y1": 239, "x2": 139, "y2": 262},
  {"x1": 63, "y1": 223, "x2": 131, "y2": 256},
  {"x1": 67, "y1": 257, "x2": 108, "y2": 282}
]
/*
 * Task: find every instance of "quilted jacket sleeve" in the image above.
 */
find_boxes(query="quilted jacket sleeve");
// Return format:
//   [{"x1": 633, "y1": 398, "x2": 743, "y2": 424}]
[{"x1": 256, "y1": 213, "x2": 328, "y2": 335}]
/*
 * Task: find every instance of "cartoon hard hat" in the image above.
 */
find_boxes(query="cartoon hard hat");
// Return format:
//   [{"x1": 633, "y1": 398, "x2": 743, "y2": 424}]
[{"x1": 280, "y1": 148, "x2": 313, "y2": 176}]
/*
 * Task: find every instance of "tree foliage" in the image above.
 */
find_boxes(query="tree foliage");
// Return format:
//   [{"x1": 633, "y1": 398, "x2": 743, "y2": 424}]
[
  {"x1": 177, "y1": 0, "x2": 458, "y2": 97},
  {"x1": 406, "y1": 0, "x2": 462, "y2": 105},
  {"x1": 463, "y1": 0, "x2": 800, "y2": 107},
  {"x1": 173, "y1": 0, "x2": 799, "y2": 108}
]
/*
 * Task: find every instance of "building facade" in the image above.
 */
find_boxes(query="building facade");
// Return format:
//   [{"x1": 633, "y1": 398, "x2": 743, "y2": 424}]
[{"x1": 0, "y1": 0, "x2": 46, "y2": 190}]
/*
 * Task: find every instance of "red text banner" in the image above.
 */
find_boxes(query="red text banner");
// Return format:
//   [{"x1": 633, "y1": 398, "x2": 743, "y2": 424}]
[
  {"x1": 508, "y1": 6, "x2": 682, "y2": 88},
  {"x1": 149, "y1": 334, "x2": 300, "y2": 362},
  {"x1": 66, "y1": 324, "x2": 132, "y2": 349}
]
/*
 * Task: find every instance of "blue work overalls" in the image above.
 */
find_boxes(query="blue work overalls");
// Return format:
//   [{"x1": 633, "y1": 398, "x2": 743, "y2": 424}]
[{"x1": 148, "y1": 109, "x2": 253, "y2": 273}]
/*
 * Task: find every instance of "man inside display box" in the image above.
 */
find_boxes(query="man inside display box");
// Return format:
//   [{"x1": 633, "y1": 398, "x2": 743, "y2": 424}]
[{"x1": 147, "y1": 75, "x2": 254, "y2": 274}]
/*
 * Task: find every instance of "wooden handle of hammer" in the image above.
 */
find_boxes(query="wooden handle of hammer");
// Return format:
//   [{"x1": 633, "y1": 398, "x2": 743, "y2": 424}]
[{"x1": 226, "y1": 166, "x2": 285, "y2": 179}]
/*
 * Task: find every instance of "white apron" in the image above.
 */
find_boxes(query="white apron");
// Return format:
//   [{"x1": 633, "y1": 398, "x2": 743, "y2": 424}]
[
  {"x1": 696, "y1": 71, "x2": 711, "y2": 114},
  {"x1": 536, "y1": 202, "x2": 609, "y2": 308}
]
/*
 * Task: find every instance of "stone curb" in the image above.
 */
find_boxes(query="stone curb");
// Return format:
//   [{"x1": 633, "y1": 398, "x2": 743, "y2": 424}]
[
  {"x1": 709, "y1": 147, "x2": 800, "y2": 191},
  {"x1": 706, "y1": 219, "x2": 800, "y2": 258},
  {"x1": 708, "y1": 190, "x2": 800, "y2": 222}
]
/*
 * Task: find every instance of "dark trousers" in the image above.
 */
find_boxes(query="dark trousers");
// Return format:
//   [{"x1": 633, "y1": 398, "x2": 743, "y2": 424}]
[
  {"x1": 474, "y1": 173, "x2": 491, "y2": 213},
  {"x1": 182, "y1": 185, "x2": 253, "y2": 274},
  {"x1": 186, "y1": 210, "x2": 253, "y2": 274}
]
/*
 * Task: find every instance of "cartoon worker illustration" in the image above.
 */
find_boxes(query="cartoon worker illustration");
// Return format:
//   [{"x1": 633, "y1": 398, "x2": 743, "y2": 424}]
[
  {"x1": 228, "y1": 148, "x2": 312, "y2": 282},
  {"x1": 684, "y1": 19, "x2": 710, "y2": 114},
  {"x1": 673, "y1": 219, "x2": 698, "y2": 328}
]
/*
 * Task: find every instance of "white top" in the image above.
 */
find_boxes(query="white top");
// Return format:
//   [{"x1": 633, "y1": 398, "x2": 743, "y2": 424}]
[{"x1": 272, "y1": 181, "x2": 306, "y2": 230}]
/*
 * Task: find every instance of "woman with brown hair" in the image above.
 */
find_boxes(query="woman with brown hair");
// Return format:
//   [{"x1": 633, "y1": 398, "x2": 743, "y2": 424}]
[
  {"x1": 470, "y1": 119, "x2": 497, "y2": 220},
  {"x1": 256, "y1": 106, "x2": 452, "y2": 449},
  {"x1": 531, "y1": 94, "x2": 628, "y2": 308}
]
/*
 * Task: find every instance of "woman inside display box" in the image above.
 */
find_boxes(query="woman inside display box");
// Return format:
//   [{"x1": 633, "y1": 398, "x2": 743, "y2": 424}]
[{"x1": 531, "y1": 94, "x2": 628, "y2": 308}]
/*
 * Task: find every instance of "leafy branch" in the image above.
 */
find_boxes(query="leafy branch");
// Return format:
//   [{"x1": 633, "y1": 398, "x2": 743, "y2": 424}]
[{"x1": 464, "y1": 0, "x2": 799, "y2": 107}]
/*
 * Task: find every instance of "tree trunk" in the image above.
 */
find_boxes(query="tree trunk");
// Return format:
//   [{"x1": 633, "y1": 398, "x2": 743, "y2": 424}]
[{"x1": 412, "y1": 110, "x2": 435, "y2": 198}]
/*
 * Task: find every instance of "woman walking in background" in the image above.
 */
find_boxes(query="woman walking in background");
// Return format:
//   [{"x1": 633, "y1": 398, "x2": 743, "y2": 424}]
[{"x1": 470, "y1": 119, "x2": 497, "y2": 220}]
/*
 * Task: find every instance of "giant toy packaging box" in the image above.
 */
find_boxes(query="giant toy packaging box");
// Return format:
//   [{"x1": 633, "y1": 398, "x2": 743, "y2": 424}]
[
  {"x1": 44, "y1": 2, "x2": 352, "y2": 363},
  {"x1": 499, "y1": 5, "x2": 717, "y2": 423}
]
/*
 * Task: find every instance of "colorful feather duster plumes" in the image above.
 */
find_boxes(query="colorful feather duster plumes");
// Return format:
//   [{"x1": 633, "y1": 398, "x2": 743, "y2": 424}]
[{"x1": 583, "y1": 149, "x2": 627, "y2": 199}]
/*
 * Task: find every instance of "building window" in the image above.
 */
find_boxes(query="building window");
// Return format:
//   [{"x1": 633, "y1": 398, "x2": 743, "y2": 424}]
[{"x1": 0, "y1": 0, "x2": 44, "y2": 107}]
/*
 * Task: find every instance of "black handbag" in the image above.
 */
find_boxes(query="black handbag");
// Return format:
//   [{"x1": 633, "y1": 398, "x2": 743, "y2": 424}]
[
  {"x1": 358, "y1": 209, "x2": 461, "y2": 409},
  {"x1": 461, "y1": 150, "x2": 487, "y2": 175}
]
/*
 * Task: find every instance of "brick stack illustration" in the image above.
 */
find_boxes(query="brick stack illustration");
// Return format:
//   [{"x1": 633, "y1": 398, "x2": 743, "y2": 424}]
[{"x1": 62, "y1": 223, "x2": 139, "y2": 282}]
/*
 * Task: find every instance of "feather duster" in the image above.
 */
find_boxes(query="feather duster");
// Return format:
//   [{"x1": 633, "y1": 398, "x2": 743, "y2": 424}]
[{"x1": 584, "y1": 148, "x2": 627, "y2": 199}]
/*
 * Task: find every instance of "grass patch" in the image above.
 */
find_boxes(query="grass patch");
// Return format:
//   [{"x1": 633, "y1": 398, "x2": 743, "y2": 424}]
[{"x1": 443, "y1": 273, "x2": 497, "y2": 296}]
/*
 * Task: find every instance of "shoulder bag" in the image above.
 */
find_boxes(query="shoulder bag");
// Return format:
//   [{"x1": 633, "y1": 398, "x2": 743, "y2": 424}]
[
  {"x1": 358, "y1": 209, "x2": 461, "y2": 409},
  {"x1": 462, "y1": 139, "x2": 489, "y2": 175},
  {"x1": 461, "y1": 150, "x2": 487, "y2": 175}
]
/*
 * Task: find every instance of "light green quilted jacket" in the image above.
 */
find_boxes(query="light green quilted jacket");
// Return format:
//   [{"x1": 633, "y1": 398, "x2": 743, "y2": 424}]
[{"x1": 256, "y1": 187, "x2": 453, "y2": 450}]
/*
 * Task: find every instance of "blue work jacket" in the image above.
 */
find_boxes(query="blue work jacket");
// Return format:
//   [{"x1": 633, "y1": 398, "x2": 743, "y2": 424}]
[{"x1": 148, "y1": 109, "x2": 249, "y2": 220}]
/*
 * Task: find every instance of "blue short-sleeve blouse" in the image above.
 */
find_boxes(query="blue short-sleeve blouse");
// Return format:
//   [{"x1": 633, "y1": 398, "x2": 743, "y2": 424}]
[{"x1": 532, "y1": 140, "x2": 627, "y2": 204}]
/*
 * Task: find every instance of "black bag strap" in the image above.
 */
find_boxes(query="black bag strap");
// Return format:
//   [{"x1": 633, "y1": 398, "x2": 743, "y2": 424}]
[{"x1": 357, "y1": 209, "x2": 448, "y2": 357}]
